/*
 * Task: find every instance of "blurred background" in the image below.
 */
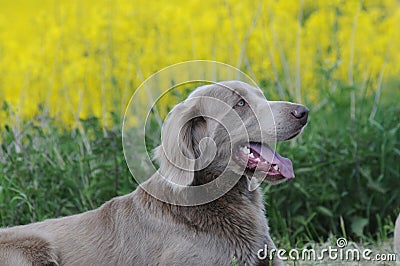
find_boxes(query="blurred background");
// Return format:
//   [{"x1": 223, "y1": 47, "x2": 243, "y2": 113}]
[{"x1": 0, "y1": 0, "x2": 399, "y2": 249}]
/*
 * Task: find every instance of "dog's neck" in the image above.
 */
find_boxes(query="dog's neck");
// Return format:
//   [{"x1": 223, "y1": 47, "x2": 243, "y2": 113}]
[
  {"x1": 136, "y1": 174, "x2": 267, "y2": 263},
  {"x1": 138, "y1": 173, "x2": 265, "y2": 224}
]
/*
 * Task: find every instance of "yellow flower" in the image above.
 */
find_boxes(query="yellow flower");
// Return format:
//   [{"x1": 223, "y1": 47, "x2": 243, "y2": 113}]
[{"x1": 0, "y1": 0, "x2": 398, "y2": 126}]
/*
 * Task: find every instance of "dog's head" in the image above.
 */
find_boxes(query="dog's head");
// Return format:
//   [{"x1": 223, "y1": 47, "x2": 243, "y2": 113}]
[{"x1": 154, "y1": 80, "x2": 308, "y2": 188}]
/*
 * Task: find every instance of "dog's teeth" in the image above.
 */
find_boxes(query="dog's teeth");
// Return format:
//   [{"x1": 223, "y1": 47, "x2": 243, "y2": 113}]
[
  {"x1": 241, "y1": 146, "x2": 250, "y2": 154},
  {"x1": 273, "y1": 165, "x2": 279, "y2": 171},
  {"x1": 249, "y1": 153, "x2": 255, "y2": 158}
]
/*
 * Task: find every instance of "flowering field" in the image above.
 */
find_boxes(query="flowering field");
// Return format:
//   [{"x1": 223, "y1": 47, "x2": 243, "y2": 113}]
[
  {"x1": 0, "y1": 0, "x2": 399, "y2": 126},
  {"x1": 1, "y1": 0, "x2": 400, "y2": 247}
]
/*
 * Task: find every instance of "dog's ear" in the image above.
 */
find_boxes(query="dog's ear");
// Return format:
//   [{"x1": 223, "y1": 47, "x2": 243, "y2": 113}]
[{"x1": 154, "y1": 98, "x2": 208, "y2": 188}]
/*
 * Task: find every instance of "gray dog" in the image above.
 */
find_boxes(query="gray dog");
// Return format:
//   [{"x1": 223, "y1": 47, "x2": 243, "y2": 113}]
[
  {"x1": 395, "y1": 214, "x2": 400, "y2": 254},
  {"x1": 0, "y1": 81, "x2": 308, "y2": 265}
]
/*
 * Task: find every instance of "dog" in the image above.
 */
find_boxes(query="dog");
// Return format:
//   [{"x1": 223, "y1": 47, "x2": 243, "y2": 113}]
[
  {"x1": 0, "y1": 80, "x2": 308, "y2": 265},
  {"x1": 395, "y1": 213, "x2": 400, "y2": 254}
]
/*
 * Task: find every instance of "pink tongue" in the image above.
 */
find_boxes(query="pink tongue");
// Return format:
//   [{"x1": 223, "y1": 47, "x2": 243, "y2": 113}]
[{"x1": 250, "y1": 143, "x2": 295, "y2": 179}]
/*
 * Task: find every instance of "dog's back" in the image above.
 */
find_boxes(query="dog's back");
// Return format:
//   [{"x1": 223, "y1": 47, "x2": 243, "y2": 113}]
[
  {"x1": 0, "y1": 184, "x2": 272, "y2": 265},
  {"x1": 0, "y1": 230, "x2": 58, "y2": 266}
]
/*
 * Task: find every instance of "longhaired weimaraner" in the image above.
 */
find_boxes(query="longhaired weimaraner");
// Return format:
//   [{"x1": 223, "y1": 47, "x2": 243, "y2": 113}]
[{"x1": 0, "y1": 81, "x2": 309, "y2": 265}]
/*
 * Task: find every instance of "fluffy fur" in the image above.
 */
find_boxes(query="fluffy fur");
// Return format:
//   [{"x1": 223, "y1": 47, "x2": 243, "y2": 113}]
[{"x1": 0, "y1": 81, "x2": 309, "y2": 265}]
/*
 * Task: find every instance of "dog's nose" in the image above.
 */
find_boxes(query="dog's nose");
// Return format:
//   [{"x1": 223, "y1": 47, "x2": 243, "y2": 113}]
[{"x1": 291, "y1": 105, "x2": 309, "y2": 125}]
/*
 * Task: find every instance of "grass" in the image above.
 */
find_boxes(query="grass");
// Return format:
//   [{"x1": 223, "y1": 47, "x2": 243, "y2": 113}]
[
  {"x1": 265, "y1": 82, "x2": 400, "y2": 249},
  {"x1": 0, "y1": 112, "x2": 134, "y2": 226}
]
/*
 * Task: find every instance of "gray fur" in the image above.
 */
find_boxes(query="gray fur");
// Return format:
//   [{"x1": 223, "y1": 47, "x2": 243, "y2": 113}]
[
  {"x1": 0, "y1": 81, "x2": 309, "y2": 265},
  {"x1": 395, "y1": 214, "x2": 400, "y2": 254}
]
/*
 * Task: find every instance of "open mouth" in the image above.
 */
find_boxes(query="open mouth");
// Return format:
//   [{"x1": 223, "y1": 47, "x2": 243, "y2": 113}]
[{"x1": 234, "y1": 142, "x2": 295, "y2": 183}]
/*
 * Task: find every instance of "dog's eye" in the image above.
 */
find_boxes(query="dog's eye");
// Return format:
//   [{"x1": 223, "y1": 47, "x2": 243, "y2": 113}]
[{"x1": 234, "y1": 99, "x2": 247, "y2": 108}]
